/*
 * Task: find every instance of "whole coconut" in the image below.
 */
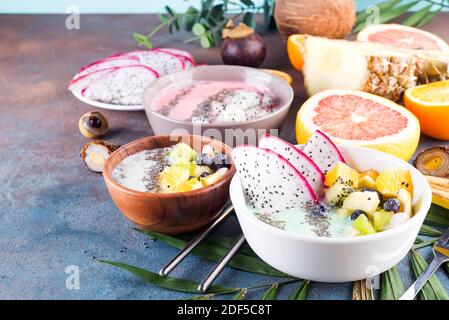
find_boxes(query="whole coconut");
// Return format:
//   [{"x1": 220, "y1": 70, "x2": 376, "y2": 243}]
[{"x1": 274, "y1": 0, "x2": 356, "y2": 39}]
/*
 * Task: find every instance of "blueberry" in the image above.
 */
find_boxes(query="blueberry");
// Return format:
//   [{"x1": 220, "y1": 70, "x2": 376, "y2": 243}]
[
  {"x1": 351, "y1": 209, "x2": 365, "y2": 221},
  {"x1": 210, "y1": 153, "x2": 229, "y2": 170},
  {"x1": 199, "y1": 172, "x2": 210, "y2": 178},
  {"x1": 383, "y1": 198, "x2": 401, "y2": 213},
  {"x1": 195, "y1": 153, "x2": 213, "y2": 166}
]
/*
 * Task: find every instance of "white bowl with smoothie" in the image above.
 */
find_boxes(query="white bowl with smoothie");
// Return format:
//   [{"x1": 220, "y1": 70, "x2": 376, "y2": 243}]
[
  {"x1": 143, "y1": 65, "x2": 294, "y2": 144},
  {"x1": 229, "y1": 132, "x2": 432, "y2": 282}
]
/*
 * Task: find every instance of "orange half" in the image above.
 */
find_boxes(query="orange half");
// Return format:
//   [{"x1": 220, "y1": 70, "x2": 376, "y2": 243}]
[
  {"x1": 404, "y1": 80, "x2": 449, "y2": 140},
  {"x1": 262, "y1": 69, "x2": 293, "y2": 85},
  {"x1": 287, "y1": 34, "x2": 306, "y2": 71}
]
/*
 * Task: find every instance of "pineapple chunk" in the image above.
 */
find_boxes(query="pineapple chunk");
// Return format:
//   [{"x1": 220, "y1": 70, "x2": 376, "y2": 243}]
[
  {"x1": 373, "y1": 211, "x2": 394, "y2": 231},
  {"x1": 342, "y1": 191, "x2": 380, "y2": 217},
  {"x1": 375, "y1": 169, "x2": 413, "y2": 198},
  {"x1": 172, "y1": 178, "x2": 203, "y2": 193},
  {"x1": 336, "y1": 208, "x2": 351, "y2": 218},
  {"x1": 200, "y1": 168, "x2": 229, "y2": 186},
  {"x1": 167, "y1": 142, "x2": 197, "y2": 165},
  {"x1": 352, "y1": 214, "x2": 376, "y2": 235},
  {"x1": 158, "y1": 166, "x2": 190, "y2": 193},
  {"x1": 324, "y1": 181, "x2": 354, "y2": 207},
  {"x1": 358, "y1": 169, "x2": 379, "y2": 189},
  {"x1": 324, "y1": 162, "x2": 359, "y2": 187}
]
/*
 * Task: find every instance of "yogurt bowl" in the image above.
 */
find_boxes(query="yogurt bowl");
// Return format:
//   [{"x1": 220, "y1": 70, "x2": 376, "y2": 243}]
[
  {"x1": 143, "y1": 65, "x2": 294, "y2": 145},
  {"x1": 230, "y1": 144, "x2": 432, "y2": 282}
]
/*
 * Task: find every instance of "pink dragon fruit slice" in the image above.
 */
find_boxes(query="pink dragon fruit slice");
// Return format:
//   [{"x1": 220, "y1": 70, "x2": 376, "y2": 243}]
[
  {"x1": 302, "y1": 130, "x2": 346, "y2": 174},
  {"x1": 127, "y1": 50, "x2": 184, "y2": 76},
  {"x1": 81, "y1": 65, "x2": 158, "y2": 105},
  {"x1": 259, "y1": 134, "x2": 325, "y2": 197},
  {"x1": 232, "y1": 146, "x2": 317, "y2": 214},
  {"x1": 74, "y1": 57, "x2": 144, "y2": 80},
  {"x1": 68, "y1": 67, "x2": 118, "y2": 93}
]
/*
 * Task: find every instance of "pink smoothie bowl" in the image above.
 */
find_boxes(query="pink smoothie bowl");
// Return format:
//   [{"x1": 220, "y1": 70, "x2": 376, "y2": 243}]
[{"x1": 143, "y1": 65, "x2": 294, "y2": 145}]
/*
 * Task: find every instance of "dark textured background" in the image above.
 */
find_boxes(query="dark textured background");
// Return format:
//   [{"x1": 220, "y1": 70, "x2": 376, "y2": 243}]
[{"x1": 0, "y1": 14, "x2": 448, "y2": 299}]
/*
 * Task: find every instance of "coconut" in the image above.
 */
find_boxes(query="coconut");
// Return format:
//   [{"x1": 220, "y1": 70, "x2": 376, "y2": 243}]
[{"x1": 274, "y1": 0, "x2": 356, "y2": 39}]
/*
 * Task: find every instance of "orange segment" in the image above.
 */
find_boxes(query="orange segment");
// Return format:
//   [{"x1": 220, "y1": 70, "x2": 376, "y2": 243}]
[
  {"x1": 404, "y1": 80, "x2": 449, "y2": 140},
  {"x1": 287, "y1": 34, "x2": 306, "y2": 71},
  {"x1": 262, "y1": 69, "x2": 293, "y2": 85}
]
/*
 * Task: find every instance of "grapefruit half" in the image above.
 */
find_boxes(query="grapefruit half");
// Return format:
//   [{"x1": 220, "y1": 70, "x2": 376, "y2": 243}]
[
  {"x1": 357, "y1": 24, "x2": 449, "y2": 52},
  {"x1": 296, "y1": 90, "x2": 420, "y2": 161}
]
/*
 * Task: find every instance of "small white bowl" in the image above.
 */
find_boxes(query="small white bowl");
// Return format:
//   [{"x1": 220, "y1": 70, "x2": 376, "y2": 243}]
[{"x1": 230, "y1": 144, "x2": 432, "y2": 282}]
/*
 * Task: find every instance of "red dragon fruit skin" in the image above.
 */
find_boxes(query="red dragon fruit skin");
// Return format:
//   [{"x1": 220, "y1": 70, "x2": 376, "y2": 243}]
[
  {"x1": 302, "y1": 130, "x2": 346, "y2": 175},
  {"x1": 68, "y1": 67, "x2": 118, "y2": 92},
  {"x1": 232, "y1": 145, "x2": 317, "y2": 214},
  {"x1": 259, "y1": 134, "x2": 325, "y2": 197},
  {"x1": 75, "y1": 57, "x2": 143, "y2": 79}
]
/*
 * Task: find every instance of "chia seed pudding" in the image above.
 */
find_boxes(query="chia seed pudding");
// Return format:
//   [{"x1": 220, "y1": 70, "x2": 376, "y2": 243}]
[
  {"x1": 150, "y1": 80, "x2": 279, "y2": 124},
  {"x1": 112, "y1": 147, "x2": 170, "y2": 192},
  {"x1": 249, "y1": 202, "x2": 352, "y2": 238}
]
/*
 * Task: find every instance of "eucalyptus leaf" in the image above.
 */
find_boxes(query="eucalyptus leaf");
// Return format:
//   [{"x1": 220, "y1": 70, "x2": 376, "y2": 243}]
[
  {"x1": 200, "y1": 33, "x2": 213, "y2": 48},
  {"x1": 133, "y1": 33, "x2": 153, "y2": 48},
  {"x1": 289, "y1": 280, "x2": 310, "y2": 300},
  {"x1": 380, "y1": 265, "x2": 405, "y2": 300},
  {"x1": 402, "y1": 4, "x2": 432, "y2": 26},
  {"x1": 193, "y1": 22, "x2": 207, "y2": 36},
  {"x1": 260, "y1": 283, "x2": 278, "y2": 300},
  {"x1": 420, "y1": 224, "x2": 442, "y2": 237},
  {"x1": 410, "y1": 250, "x2": 449, "y2": 300},
  {"x1": 183, "y1": 6, "x2": 199, "y2": 31},
  {"x1": 232, "y1": 288, "x2": 247, "y2": 300},
  {"x1": 243, "y1": 12, "x2": 256, "y2": 29},
  {"x1": 158, "y1": 14, "x2": 169, "y2": 23},
  {"x1": 240, "y1": 0, "x2": 255, "y2": 7},
  {"x1": 425, "y1": 204, "x2": 449, "y2": 228},
  {"x1": 99, "y1": 260, "x2": 234, "y2": 294},
  {"x1": 165, "y1": 6, "x2": 177, "y2": 18}
]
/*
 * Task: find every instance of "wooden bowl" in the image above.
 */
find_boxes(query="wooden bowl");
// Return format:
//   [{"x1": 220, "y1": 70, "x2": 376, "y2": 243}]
[{"x1": 103, "y1": 135, "x2": 236, "y2": 234}]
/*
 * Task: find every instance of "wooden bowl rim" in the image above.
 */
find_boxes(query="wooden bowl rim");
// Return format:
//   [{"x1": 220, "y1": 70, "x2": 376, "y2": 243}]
[{"x1": 103, "y1": 135, "x2": 236, "y2": 198}]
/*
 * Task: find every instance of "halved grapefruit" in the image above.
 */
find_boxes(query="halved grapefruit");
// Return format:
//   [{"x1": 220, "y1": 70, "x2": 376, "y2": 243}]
[
  {"x1": 357, "y1": 24, "x2": 449, "y2": 52},
  {"x1": 296, "y1": 90, "x2": 420, "y2": 161}
]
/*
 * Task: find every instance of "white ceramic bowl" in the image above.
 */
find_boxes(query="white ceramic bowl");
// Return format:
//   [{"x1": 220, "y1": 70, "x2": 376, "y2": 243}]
[{"x1": 230, "y1": 144, "x2": 432, "y2": 282}]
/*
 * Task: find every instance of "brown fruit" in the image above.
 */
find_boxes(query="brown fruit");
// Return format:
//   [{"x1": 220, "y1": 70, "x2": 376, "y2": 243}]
[{"x1": 274, "y1": 0, "x2": 356, "y2": 39}]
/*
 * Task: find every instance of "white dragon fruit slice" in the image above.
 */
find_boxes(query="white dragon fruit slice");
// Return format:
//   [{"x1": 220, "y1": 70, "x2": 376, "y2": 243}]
[
  {"x1": 232, "y1": 146, "x2": 317, "y2": 214},
  {"x1": 82, "y1": 65, "x2": 158, "y2": 105},
  {"x1": 127, "y1": 50, "x2": 184, "y2": 76},
  {"x1": 259, "y1": 134, "x2": 325, "y2": 197},
  {"x1": 68, "y1": 67, "x2": 117, "y2": 93},
  {"x1": 302, "y1": 130, "x2": 346, "y2": 174},
  {"x1": 156, "y1": 48, "x2": 195, "y2": 61},
  {"x1": 74, "y1": 57, "x2": 143, "y2": 79}
]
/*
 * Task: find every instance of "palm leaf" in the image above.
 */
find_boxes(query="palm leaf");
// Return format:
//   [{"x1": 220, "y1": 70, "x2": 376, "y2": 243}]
[
  {"x1": 289, "y1": 280, "x2": 310, "y2": 300},
  {"x1": 260, "y1": 283, "x2": 278, "y2": 300},
  {"x1": 425, "y1": 205, "x2": 449, "y2": 228},
  {"x1": 381, "y1": 265, "x2": 405, "y2": 300}
]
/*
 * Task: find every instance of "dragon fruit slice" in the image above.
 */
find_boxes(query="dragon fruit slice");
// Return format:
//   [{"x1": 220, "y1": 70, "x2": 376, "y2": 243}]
[
  {"x1": 259, "y1": 134, "x2": 325, "y2": 197},
  {"x1": 127, "y1": 50, "x2": 184, "y2": 76},
  {"x1": 156, "y1": 48, "x2": 195, "y2": 61},
  {"x1": 232, "y1": 146, "x2": 317, "y2": 214},
  {"x1": 68, "y1": 67, "x2": 117, "y2": 93},
  {"x1": 75, "y1": 57, "x2": 143, "y2": 79},
  {"x1": 302, "y1": 130, "x2": 346, "y2": 174},
  {"x1": 82, "y1": 65, "x2": 158, "y2": 105}
]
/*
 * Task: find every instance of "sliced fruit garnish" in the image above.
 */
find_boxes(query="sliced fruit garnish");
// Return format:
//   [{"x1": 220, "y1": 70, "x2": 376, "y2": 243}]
[
  {"x1": 325, "y1": 180, "x2": 354, "y2": 207},
  {"x1": 358, "y1": 169, "x2": 379, "y2": 189},
  {"x1": 342, "y1": 191, "x2": 380, "y2": 217},
  {"x1": 167, "y1": 142, "x2": 197, "y2": 165},
  {"x1": 324, "y1": 161, "x2": 358, "y2": 188},
  {"x1": 357, "y1": 24, "x2": 449, "y2": 52},
  {"x1": 158, "y1": 166, "x2": 190, "y2": 192},
  {"x1": 373, "y1": 211, "x2": 394, "y2": 232},
  {"x1": 397, "y1": 189, "x2": 412, "y2": 219},
  {"x1": 232, "y1": 146, "x2": 317, "y2": 214},
  {"x1": 200, "y1": 167, "x2": 229, "y2": 186},
  {"x1": 375, "y1": 169, "x2": 413, "y2": 198},
  {"x1": 352, "y1": 214, "x2": 376, "y2": 235},
  {"x1": 173, "y1": 178, "x2": 203, "y2": 193},
  {"x1": 297, "y1": 90, "x2": 421, "y2": 161},
  {"x1": 404, "y1": 80, "x2": 449, "y2": 140}
]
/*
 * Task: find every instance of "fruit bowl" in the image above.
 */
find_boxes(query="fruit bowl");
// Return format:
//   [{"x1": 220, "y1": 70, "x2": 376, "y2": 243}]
[
  {"x1": 230, "y1": 144, "x2": 432, "y2": 282},
  {"x1": 103, "y1": 135, "x2": 235, "y2": 235},
  {"x1": 143, "y1": 65, "x2": 294, "y2": 143}
]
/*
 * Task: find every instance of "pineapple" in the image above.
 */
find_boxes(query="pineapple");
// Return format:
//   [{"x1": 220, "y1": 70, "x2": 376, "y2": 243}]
[{"x1": 296, "y1": 35, "x2": 449, "y2": 101}]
